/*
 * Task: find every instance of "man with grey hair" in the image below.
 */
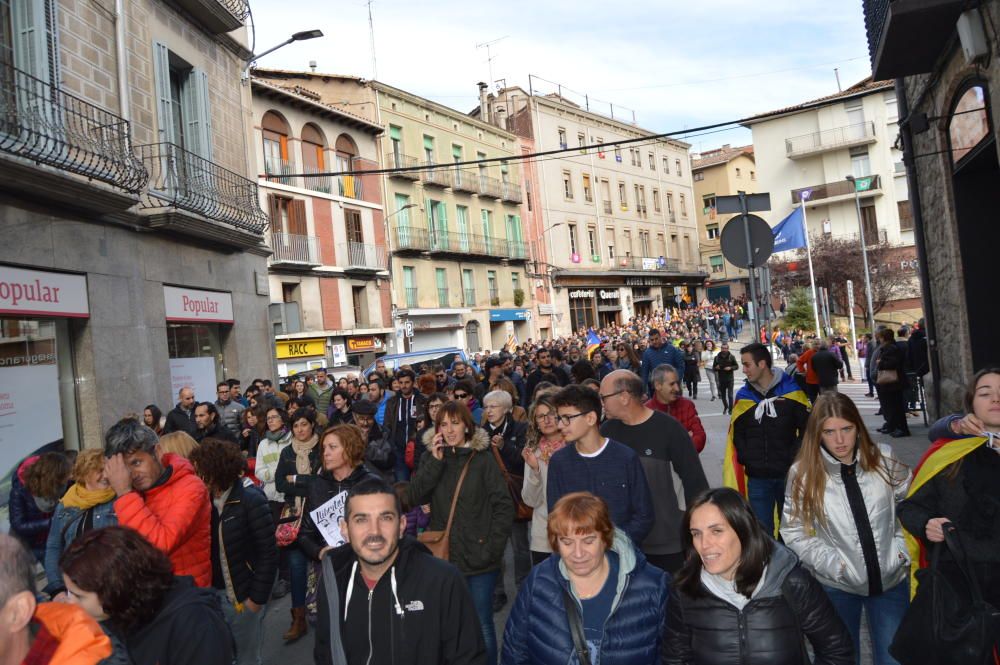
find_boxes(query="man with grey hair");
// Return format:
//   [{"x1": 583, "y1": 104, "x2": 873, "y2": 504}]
[
  {"x1": 482, "y1": 389, "x2": 529, "y2": 608},
  {"x1": 164, "y1": 385, "x2": 198, "y2": 436},
  {"x1": 103, "y1": 417, "x2": 212, "y2": 587},
  {"x1": 646, "y1": 364, "x2": 706, "y2": 453},
  {"x1": 599, "y1": 369, "x2": 708, "y2": 573},
  {"x1": 0, "y1": 533, "x2": 110, "y2": 664}
]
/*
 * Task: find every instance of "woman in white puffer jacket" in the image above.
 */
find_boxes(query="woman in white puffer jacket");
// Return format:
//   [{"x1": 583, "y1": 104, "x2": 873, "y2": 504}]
[{"x1": 781, "y1": 391, "x2": 911, "y2": 665}]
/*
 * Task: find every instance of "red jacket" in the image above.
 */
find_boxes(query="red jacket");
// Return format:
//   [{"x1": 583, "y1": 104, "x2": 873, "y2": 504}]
[
  {"x1": 114, "y1": 453, "x2": 211, "y2": 587},
  {"x1": 644, "y1": 395, "x2": 706, "y2": 452},
  {"x1": 30, "y1": 602, "x2": 111, "y2": 665},
  {"x1": 796, "y1": 348, "x2": 819, "y2": 385}
]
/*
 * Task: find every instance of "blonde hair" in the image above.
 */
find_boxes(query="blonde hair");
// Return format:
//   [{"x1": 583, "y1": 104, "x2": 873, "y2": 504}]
[
  {"x1": 72, "y1": 449, "x2": 106, "y2": 483},
  {"x1": 156, "y1": 432, "x2": 198, "y2": 459}
]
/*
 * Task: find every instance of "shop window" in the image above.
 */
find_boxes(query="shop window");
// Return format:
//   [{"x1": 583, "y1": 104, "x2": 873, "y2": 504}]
[
  {"x1": 166, "y1": 323, "x2": 223, "y2": 402},
  {"x1": 569, "y1": 297, "x2": 595, "y2": 332},
  {"x1": 949, "y1": 83, "x2": 991, "y2": 166}
]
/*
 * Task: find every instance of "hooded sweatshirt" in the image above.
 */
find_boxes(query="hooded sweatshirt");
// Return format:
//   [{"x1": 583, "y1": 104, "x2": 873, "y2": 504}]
[{"x1": 28, "y1": 603, "x2": 112, "y2": 665}]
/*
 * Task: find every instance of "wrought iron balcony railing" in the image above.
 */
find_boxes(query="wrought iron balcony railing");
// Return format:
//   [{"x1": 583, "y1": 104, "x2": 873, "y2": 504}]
[
  {"x1": 437, "y1": 287, "x2": 450, "y2": 307},
  {"x1": 452, "y1": 169, "x2": 479, "y2": 193},
  {"x1": 269, "y1": 232, "x2": 319, "y2": 264},
  {"x1": 385, "y1": 152, "x2": 420, "y2": 180},
  {"x1": 339, "y1": 241, "x2": 387, "y2": 270},
  {"x1": 478, "y1": 175, "x2": 503, "y2": 198},
  {"x1": 422, "y1": 164, "x2": 452, "y2": 188},
  {"x1": 404, "y1": 287, "x2": 418, "y2": 308},
  {"x1": 785, "y1": 122, "x2": 877, "y2": 158},
  {"x1": 337, "y1": 174, "x2": 364, "y2": 199},
  {"x1": 166, "y1": 0, "x2": 249, "y2": 33},
  {"x1": 463, "y1": 288, "x2": 477, "y2": 306},
  {"x1": 602, "y1": 200, "x2": 613, "y2": 214},
  {"x1": 501, "y1": 181, "x2": 523, "y2": 203},
  {"x1": 393, "y1": 226, "x2": 431, "y2": 251},
  {"x1": 0, "y1": 64, "x2": 147, "y2": 192},
  {"x1": 138, "y1": 142, "x2": 268, "y2": 233},
  {"x1": 264, "y1": 156, "x2": 297, "y2": 186}
]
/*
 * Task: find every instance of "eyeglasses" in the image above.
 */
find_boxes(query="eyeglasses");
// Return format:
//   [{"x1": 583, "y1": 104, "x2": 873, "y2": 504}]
[
  {"x1": 555, "y1": 412, "x2": 588, "y2": 426},
  {"x1": 599, "y1": 390, "x2": 625, "y2": 402},
  {"x1": 266, "y1": 415, "x2": 283, "y2": 422},
  {"x1": 534, "y1": 413, "x2": 555, "y2": 423},
  {"x1": 453, "y1": 393, "x2": 469, "y2": 399}
]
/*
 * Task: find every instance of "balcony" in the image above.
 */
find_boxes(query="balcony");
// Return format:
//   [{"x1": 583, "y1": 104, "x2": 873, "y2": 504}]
[
  {"x1": 501, "y1": 181, "x2": 523, "y2": 203},
  {"x1": 864, "y1": 0, "x2": 964, "y2": 79},
  {"x1": 422, "y1": 165, "x2": 452, "y2": 188},
  {"x1": 463, "y1": 288, "x2": 477, "y2": 306},
  {"x1": 437, "y1": 287, "x2": 450, "y2": 307},
  {"x1": 264, "y1": 156, "x2": 297, "y2": 186},
  {"x1": 785, "y1": 122, "x2": 877, "y2": 159},
  {"x1": 339, "y1": 241, "x2": 388, "y2": 271},
  {"x1": 165, "y1": 0, "x2": 249, "y2": 33},
  {"x1": 508, "y1": 240, "x2": 528, "y2": 260},
  {"x1": 489, "y1": 288, "x2": 500, "y2": 306},
  {"x1": 269, "y1": 232, "x2": 320, "y2": 266},
  {"x1": 137, "y1": 142, "x2": 268, "y2": 248},
  {"x1": 385, "y1": 152, "x2": 420, "y2": 180},
  {"x1": 478, "y1": 175, "x2": 503, "y2": 198},
  {"x1": 393, "y1": 226, "x2": 431, "y2": 252},
  {"x1": 615, "y1": 256, "x2": 682, "y2": 272},
  {"x1": 791, "y1": 175, "x2": 883, "y2": 205},
  {"x1": 404, "y1": 287, "x2": 418, "y2": 308},
  {"x1": 453, "y1": 169, "x2": 479, "y2": 194},
  {"x1": 602, "y1": 201, "x2": 613, "y2": 214},
  {"x1": 0, "y1": 65, "x2": 147, "y2": 212},
  {"x1": 337, "y1": 174, "x2": 364, "y2": 200}
]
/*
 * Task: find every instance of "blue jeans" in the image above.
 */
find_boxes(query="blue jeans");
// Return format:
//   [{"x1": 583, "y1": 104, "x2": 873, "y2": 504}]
[
  {"x1": 465, "y1": 571, "x2": 499, "y2": 665},
  {"x1": 394, "y1": 445, "x2": 411, "y2": 481},
  {"x1": 747, "y1": 476, "x2": 786, "y2": 537},
  {"x1": 288, "y1": 546, "x2": 308, "y2": 608},
  {"x1": 216, "y1": 589, "x2": 270, "y2": 665},
  {"x1": 823, "y1": 580, "x2": 909, "y2": 665}
]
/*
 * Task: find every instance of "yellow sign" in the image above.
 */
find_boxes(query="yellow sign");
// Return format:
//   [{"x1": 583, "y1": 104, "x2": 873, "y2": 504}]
[{"x1": 275, "y1": 338, "x2": 326, "y2": 359}]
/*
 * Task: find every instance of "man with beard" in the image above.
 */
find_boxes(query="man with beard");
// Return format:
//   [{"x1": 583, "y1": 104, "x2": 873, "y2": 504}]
[
  {"x1": 314, "y1": 477, "x2": 484, "y2": 665},
  {"x1": 524, "y1": 348, "x2": 570, "y2": 402}
]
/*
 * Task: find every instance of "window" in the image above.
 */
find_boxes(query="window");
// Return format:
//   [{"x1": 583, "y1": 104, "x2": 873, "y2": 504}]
[
  {"x1": 487, "y1": 270, "x2": 498, "y2": 304},
  {"x1": 455, "y1": 205, "x2": 470, "y2": 250},
  {"x1": 703, "y1": 194, "x2": 717, "y2": 218},
  {"x1": 569, "y1": 296, "x2": 595, "y2": 331},
  {"x1": 452, "y1": 143, "x2": 463, "y2": 165},
  {"x1": 682, "y1": 234, "x2": 691, "y2": 261},
  {"x1": 640, "y1": 231, "x2": 650, "y2": 256},
  {"x1": 850, "y1": 146, "x2": 871, "y2": 177},
  {"x1": 578, "y1": 132, "x2": 586, "y2": 148},
  {"x1": 266, "y1": 194, "x2": 307, "y2": 239},
  {"x1": 606, "y1": 228, "x2": 615, "y2": 261},
  {"x1": 436, "y1": 268, "x2": 449, "y2": 307},
  {"x1": 629, "y1": 148, "x2": 638, "y2": 166},
  {"x1": 154, "y1": 42, "x2": 212, "y2": 159},
  {"x1": 403, "y1": 266, "x2": 417, "y2": 307},
  {"x1": 657, "y1": 233, "x2": 666, "y2": 256},
  {"x1": 567, "y1": 223, "x2": 578, "y2": 255},
  {"x1": 666, "y1": 193, "x2": 675, "y2": 218},
  {"x1": 427, "y1": 199, "x2": 447, "y2": 248},
  {"x1": 652, "y1": 188, "x2": 661, "y2": 212},
  {"x1": 583, "y1": 174, "x2": 593, "y2": 203},
  {"x1": 885, "y1": 92, "x2": 899, "y2": 123},
  {"x1": 693, "y1": 172, "x2": 704, "y2": 182},
  {"x1": 860, "y1": 202, "x2": 879, "y2": 243},
  {"x1": 663, "y1": 157, "x2": 670, "y2": 174},
  {"x1": 301, "y1": 124, "x2": 328, "y2": 191},
  {"x1": 423, "y1": 135, "x2": 435, "y2": 163},
  {"x1": 614, "y1": 146, "x2": 622, "y2": 162},
  {"x1": 395, "y1": 194, "x2": 411, "y2": 226},
  {"x1": 563, "y1": 170, "x2": 573, "y2": 199},
  {"x1": 679, "y1": 193, "x2": 687, "y2": 216},
  {"x1": 500, "y1": 162, "x2": 510, "y2": 184},
  {"x1": 623, "y1": 230, "x2": 633, "y2": 257},
  {"x1": 481, "y1": 209, "x2": 493, "y2": 251},
  {"x1": 750, "y1": 171, "x2": 756, "y2": 180},
  {"x1": 675, "y1": 158, "x2": 682, "y2": 177},
  {"x1": 388, "y1": 125, "x2": 403, "y2": 166},
  {"x1": 352, "y1": 286, "x2": 368, "y2": 326},
  {"x1": 845, "y1": 98, "x2": 866, "y2": 133},
  {"x1": 345, "y1": 208, "x2": 363, "y2": 243},
  {"x1": 648, "y1": 152, "x2": 655, "y2": 170},
  {"x1": 462, "y1": 269, "x2": 475, "y2": 305},
  {"x1": 558, "y1": 127, "x2": 567, "y2": 149},
  {"x1": 600, "y1": 179, "x2": 612, "y2": 213},
  {"x1": 587, "y1": 225, "x2": 598, "y2": 258},
  {"x1": 618, "y1": 182, "x2": 627, "y2": 210},
  {"x1": 261, "y1": 111, "x2": 291, "y2": 180},
  {"x1": 735, "y1": 167, "x2": 741, "y2": 177},
  {"x1": 706, "y1": 224, "x2": 720, "y2": 240},
  {"x1": 511, "y1": 272, "x2": 520, "y2": 294},
  {"x1": 3, "y1": 0, "x2": 58, "y2": 86},
  {"x1": 710, "y1": 255, "x2": 724, "y2": 273}
]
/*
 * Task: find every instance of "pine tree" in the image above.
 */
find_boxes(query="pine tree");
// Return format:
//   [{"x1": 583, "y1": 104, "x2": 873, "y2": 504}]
[{"x1": 782, "y1": 287, "x2": 817, "y2": 334}]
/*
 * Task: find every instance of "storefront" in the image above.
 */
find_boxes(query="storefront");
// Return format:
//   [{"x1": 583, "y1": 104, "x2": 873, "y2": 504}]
[
  {"x1": 596, "y1": 289, "x2": 622, "y2": 328},
  {"x1": 275, "y1": 337, "x2": 327, "y2": 378},
  {"x1": 346, "y1": 335, "x2": 386, "y2": 368},
  {"x1": 164, "y1": 285, "x2": 233, "y2": 403},
  {"x1": 567, "y1": 289, "x2": 597, "y2": 332},
  {"x1": 0, "y1": 265, "x2": 88, "y2": 476},
  {"x1": 488, "y1": 308, "x2": 532, "y2": 349},
  {"x1": 396, "y1": 310, "x2": 467, "y2": 352}
]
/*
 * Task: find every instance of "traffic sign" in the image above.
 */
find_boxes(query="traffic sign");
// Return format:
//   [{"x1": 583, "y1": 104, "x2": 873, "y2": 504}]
[
  {"x1": 404, "y1": 320, "x2": 414, "y2": 338},
  {"x1": 716, "y1": 193, "x2": 771, "y2": 214},
  {"x1": 720, "y1": 214, "x2": 774, "y2": 268}
]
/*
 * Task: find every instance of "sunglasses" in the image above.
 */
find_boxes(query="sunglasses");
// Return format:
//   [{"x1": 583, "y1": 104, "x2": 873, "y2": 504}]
[{"x1": 454, "y1": 392, "x2": 469, "y2": 399}]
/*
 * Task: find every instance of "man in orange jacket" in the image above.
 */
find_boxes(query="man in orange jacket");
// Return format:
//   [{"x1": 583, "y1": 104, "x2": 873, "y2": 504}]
[
  {"x1": 0, "y1": 533, "x2": 111, "y2": 665},
  {"x1": 103, "y1": 418, "x2": 212, "y2": 587},
  {"x1": 795, "y1": 339, "x2": 821, "y2": 403}
]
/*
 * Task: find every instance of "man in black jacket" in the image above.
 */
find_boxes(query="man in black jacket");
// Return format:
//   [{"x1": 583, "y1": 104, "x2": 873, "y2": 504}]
[
  {"x1": 524, "y1": 347, "x2": 570, "y2": 402},
  {"x1": 194, "y1": 402, "x2": 239, "y2": 445},
  {"x1": 163, "y1": 386, "x2": 198, "y2": 436},
  {"x1": 315, "y1": 477, "x2": 485, "y2": 665},
  {"x1": 382, "y1": 369, "x2": 427, "y2": 481},
  {"x1": 810, "y1": 341, "x2": 843, "y2": 394}
]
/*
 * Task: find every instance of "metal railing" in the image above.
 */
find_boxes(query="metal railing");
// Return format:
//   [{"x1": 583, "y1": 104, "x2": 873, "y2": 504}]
[
  {"x1": 393, "y1": 226, "x2": 430, "y2": 251},
  {"x1": 509, "y1": 240, "x2": 528, "y2": 259},
  {"x1": 269, "y1": 232, "x2": 319, "y2": 264},
  {"x1": 137, "y1": 142, "x2": 268, "y2": 233},
  {"x1": 602, "y1": 201, "x2": 613, "y2": 214},
  {"x1": 404, "y1": 287, "x2": 418, "y2": 308},
  {"x1": 791, "y1": 175, "x2": 882, "y2": 204},
  {"x1": 479, "y1": 174, "x2": 502, "y2": 198},
  {"x1": 422, "y1": 164, "x2": 452, "y2": 188},
  {"x1": 463, "y1": 288, "x2": 476, "y2": 306},
  {"x1": 785, "y1": 122, "x2": 877, "y2": 157},
  {"x1": 337, "y1": 174, "x2": 364, "y2": 199},
  {"x1": 264, "y1": 156, "x2": 296, "y2": 186},
  {"x1": 615, "y1": 256, "x2": 682, "y2": 271},
  {"x1": 453, "y1": 169, "x2": 479, "y2": 193},
  {"x1": 339, "y1": 241, "x2": 387, "y2": 269},
  {"x1": 218, "y1": 0, "x2": 251, "y2": 20},
  {"x1": 303, "y1": 172, "x2": 331, "y2": 193},
  {"x1": 845, "y1": 228, "x2": 890, "y2": 246},
  {"x1": 384, "y1": 152, "x2": 420, "y2": 179},
  {"x1": 489, "y1": 288, "x2": 500, "y2": 305},
  {"x1": 0, "y1": 64, "x2": 147, "y2": 192},
  {"x1": 501, "y1": 181, "x2": 523, "y2": 203},
  {"x1": 437, "y1": 287, "x2": 450, "y2": 307}
]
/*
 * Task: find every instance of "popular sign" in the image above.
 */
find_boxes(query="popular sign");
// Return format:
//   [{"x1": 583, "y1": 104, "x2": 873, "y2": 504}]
[
  {"x1": 0, "y1": 266, "x2": 89, "y2": 318},
  {"x1": 163, "y1": 286, "x2": 234, "y2": 323}
]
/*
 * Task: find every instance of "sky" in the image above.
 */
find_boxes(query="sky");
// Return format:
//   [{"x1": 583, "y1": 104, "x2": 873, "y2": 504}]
[{"x1": 249, "y1": 0, "x2": 873, "y2": 152}]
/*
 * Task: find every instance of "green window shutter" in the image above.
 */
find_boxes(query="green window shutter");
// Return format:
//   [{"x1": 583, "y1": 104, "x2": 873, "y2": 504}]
[
  {"x1": 403, "y1": 267, "x2": 415, "y2": 289},
  {"x1": 13, "y1": 0, "x2": 52, "y2": 82},
  {"x1": 152, "y1": 42, "x2": 175, "y2": 144},
  {"x1": 505, "y1": 214, "x2": 514, "y2": 241},
  {"x1": 436, "y1": 268, "x2": 447, "y2": 289},
  {"x1": 423, "y1": 136, "x2": 434, "y2": 151},
  {"x1": 395, "y1": 194, "x2": 410, "y2": 226},
  {"x1": 183, "y1": 68, "x2": 212, "y2": 160},
  {"x1": 438, "y1": 202, "x2": 448, "y2": 235},
  {"x1": 425, "y1": 198, "x2": 434, "y2": 233},
  {"x1": 513, "y1": 215, "x2": 523, "y2": 243},
  {"x1": 481, "y1": 209, "x2": 490, "y2": 236},
  {"x1": 389, "y1": 125, "x2": 401, "y2": 141}
]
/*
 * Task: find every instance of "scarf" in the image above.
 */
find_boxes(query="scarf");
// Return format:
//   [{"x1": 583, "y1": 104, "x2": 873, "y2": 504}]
[
  {"x1": 60, "y1": 482, "x2": 116, "y2": 510},
  {"x1": 292, "y1": 434, "x2": 319, "y2": 475},
  {"x1": 536, "y1": 434, "x2": 567, "y2": 464},
  {"x1": 265, "y1": 427, "x2": 289, "y2": 442}
]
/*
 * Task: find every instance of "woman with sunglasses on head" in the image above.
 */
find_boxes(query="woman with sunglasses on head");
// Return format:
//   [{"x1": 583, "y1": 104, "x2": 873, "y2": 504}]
[{"x1": 520, "y1": 393, "x2": 567, "y2": 565}]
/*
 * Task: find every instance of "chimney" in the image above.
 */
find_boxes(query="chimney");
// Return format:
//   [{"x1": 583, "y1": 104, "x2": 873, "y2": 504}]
[
  {"x1": 478, "y1": 82, "x2": 489, "y2": 122},
  {"x1": 309, "y1": 60, "x2": 317, "y2": 72}
]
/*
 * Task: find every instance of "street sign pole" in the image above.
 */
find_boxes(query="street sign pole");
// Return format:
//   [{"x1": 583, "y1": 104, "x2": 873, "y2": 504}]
[
  {"x1": 846, "y1": 280, "x2": 859, "y2": 379},
  {"x1": 739, "y1": 191, "x2": 760, "y2": 346}
]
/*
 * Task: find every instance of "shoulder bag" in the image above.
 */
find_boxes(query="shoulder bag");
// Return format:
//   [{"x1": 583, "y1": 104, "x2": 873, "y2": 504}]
[
  {"x1": 876, "y1": 369, "x2": 899, "y2": 386},
  {"x1": 275, "y1": 498, "x2": 304, "y2": 547},
  {"x1": 418, "y1": 452, "x2": 475, "y2": 560},
  {"x1": 561, "y1": 585, "x2": 593, "y2": 665},
  {"x1": 490, "y1": 445, "x2": 533, "y2": 521},
  {"x1": 890, "y1": 524, "x2": 1000, "y2": 665}
]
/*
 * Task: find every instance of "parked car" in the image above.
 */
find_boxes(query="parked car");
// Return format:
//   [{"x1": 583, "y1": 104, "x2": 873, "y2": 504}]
[{"x1": 362, "y1": 347, "x2": 468, "y2": 378}]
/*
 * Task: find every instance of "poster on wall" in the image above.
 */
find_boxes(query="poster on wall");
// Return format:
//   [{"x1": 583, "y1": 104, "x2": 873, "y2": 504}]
[
  {"x1": 169, "y1": 357, "x2": 218, "y2": 404},
  {"x1": 0, "y1": 363, "x2": 62, "y2": 479}
]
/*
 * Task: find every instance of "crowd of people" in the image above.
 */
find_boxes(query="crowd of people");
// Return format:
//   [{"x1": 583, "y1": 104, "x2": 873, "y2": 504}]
[{"x1": 3, "y1": 303, "x2": 998, "y2": 665}]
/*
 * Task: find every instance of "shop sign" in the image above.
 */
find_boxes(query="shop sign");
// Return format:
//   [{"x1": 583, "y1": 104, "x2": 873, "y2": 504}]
[
  {"x1": 0, "y1": 265, "x2": 89, "y2": 318},
  {"x1": 347, "y1": 336, "x2": 384, "y2": 352},
  {"x1": 568, "y1": 289, "x2": 595, "y2": 299},
  {"x1": 164, "y1": 286, "x2": 234, "y2": 323},
  {"x1": 625, "y1": 277, "x2": 667, "y2": 286},
  {"x1": 276, "y1": 338, "x2": 326, "y2": 359},
  {"x1": 598, "y1": 290, "x2": 619, "y2": 300},
  {"x1": 489, "y1": 308, "x2": 532, "y2": 322},
  {"x1": 641, "y1": 258, "x2": 659, "y2": 270}
]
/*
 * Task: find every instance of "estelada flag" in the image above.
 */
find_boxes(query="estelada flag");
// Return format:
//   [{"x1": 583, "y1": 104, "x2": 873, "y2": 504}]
[
  {"x1": 723, "y1": 373, "x2": 810, "y2": 536},
  {"x1": 901, "y1": 435, "x2": 985, "y2": 598},
  {"x1": 586, "y1": 328, "x2": 601, "y2": 359}
]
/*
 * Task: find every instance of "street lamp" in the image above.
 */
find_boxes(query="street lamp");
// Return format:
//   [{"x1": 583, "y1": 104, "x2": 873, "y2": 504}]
[
  {"x1": 244, "y1": 29, "x2": 324, "y2": 74},
  {"x1": 845, "y1": 175, "x2": 876, "y2": 332}
]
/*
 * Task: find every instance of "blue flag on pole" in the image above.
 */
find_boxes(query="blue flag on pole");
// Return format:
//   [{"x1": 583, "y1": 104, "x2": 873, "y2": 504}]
[{"x1": 772, "y1": 207, "x2": 807, "y2": 252}]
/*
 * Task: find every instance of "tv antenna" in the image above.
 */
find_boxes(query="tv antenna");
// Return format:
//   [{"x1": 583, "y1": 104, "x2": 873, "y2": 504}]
[{"x1": 476, "y1": 36, "x2": 508, "y2": 90}]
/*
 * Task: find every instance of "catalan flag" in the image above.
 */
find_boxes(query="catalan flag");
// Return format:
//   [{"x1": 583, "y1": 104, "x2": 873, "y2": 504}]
[{"x1": 586, "y1": 328, "x2": 602, "y2": 359}]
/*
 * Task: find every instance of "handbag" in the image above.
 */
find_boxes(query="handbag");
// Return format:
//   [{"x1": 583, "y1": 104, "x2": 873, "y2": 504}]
[
  {"x1": 418, "y1": 453, "x2": 475, "y2": 560},
  {"x1": 890, "y1": 525, "x2": 1000, "y2": 665},
  {"x1": 561, "y1": 585, "x2": 593, "y2": 665},
  {"x1": 876, "y1": 369, "x2": 899, "y2": 386},
  {"x1": 490, "y1": 445, "x2": 533, "y2": 521},
  {"x1": 275, "y1": 499, "x2": 305, "y2": 547}
]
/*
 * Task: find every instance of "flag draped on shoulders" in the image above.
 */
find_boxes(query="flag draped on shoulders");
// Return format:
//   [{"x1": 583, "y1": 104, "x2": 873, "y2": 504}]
[
  {"x1": 722, "y1": 374, "x2": 810, "y2": 498},
  {"x1": 902, "y1": 435, "x2": 985, "y2": 597},
  {"x1": 586, "y1": 329, "x2": 601, "y2": 359}
]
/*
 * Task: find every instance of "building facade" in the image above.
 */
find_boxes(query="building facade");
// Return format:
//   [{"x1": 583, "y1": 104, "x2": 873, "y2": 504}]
[
  {"x1": 744, "y1": 78, "x2": 921, "y2": 323},
  {"x1": 691, "y1": 145, "x2": 755, "y2": 301},
  {"x1": 863, "y1": 0, "x2": 1000, "y2": 415},
  {"x1": 487, "y1": 87, "x2": 705, "y2": 337},
  {"x1": 0, "y1": 0, "x2": 272, "y2": 476},
  {"x1": 250, "y1": 80, "x2": 392, "y2": 376}
]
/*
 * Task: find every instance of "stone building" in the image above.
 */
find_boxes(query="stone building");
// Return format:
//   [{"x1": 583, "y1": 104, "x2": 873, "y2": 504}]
[
  {"x1": 863, "y1": 0, "x2": 1000, "y2": 415},
  {"x1": 0, "y1": 0, "x2": 272, "y2": 476}
]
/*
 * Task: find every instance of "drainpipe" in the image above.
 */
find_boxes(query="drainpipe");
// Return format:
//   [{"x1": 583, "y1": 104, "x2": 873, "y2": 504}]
[
  {"x1": 115, "y1": 0, "x2": 130, "y2": 122},
  {"x1": 895, "y1": 78, "x2": 941, "y2": 417}
]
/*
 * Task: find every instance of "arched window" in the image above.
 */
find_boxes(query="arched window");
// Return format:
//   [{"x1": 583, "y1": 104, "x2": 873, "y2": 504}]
[
  {"x1": 948, "y1": 81, "x2": 992, "y2": 169},
  {"x1": 335, "y1": 133, "x2": 359, "y2": 172},
  {"x1": 262, "y1": 111, "x2": 292, "y2": 179},
  {"x1": 301, "y1": 123, "x2": 328, "y2": 192}
]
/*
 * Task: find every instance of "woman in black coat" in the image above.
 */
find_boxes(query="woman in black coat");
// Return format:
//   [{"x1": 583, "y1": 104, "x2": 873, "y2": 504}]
[
  {"x1": 875, "y1": 328, "x2": 910, "y2": 438},
  {"x1": 662, "y1": 488, "x2": 853, "y2": 665},
  {"x1": 683, "y1": 343, "x2": 701, "y2": 399}
]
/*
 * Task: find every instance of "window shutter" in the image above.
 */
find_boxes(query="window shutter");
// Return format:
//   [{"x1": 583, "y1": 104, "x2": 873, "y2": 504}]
[
  {"x1": 389, "y1": 126, "x2": 401, "y2": 141},
  {"x1": 438, "y1": 202, "x2": 448, "y2": 236},
  {"x1": 513, "y1": 215, "x2": 523, "y2": 243},
  {"x1": 12, "y1": 0, "x2": 52, "y2": 83},
  {"x1": 184, "y1": 68, "x2": 213, "y2": 160},
  {"x1": 152, "y1": 42, "x2": 174, "y2": 145},
  {"x1": 289, "y1": 199, "x2": 307, "y2": 236},
  {"x1": 267, "y1": 194, "x2": 281, "y2": 233}
]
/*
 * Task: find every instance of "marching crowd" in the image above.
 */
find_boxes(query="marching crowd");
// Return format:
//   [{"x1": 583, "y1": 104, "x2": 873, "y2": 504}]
[{"x1": 3, "y1": 302, "x2": 998, "y2": 665}]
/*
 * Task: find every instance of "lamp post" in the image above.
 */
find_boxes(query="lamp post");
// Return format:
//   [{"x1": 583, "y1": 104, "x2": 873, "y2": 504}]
[
  {"x1": 845, "y1": 175, "x2": 876, "y2": 332},
  {"x1": 244, "y1": 29, "x2": 324, "y2": 75},
  {"x1": 382, "y1": 202, "x2": 418, "y2": 353}
]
